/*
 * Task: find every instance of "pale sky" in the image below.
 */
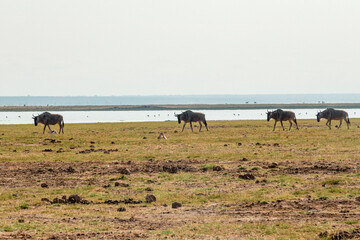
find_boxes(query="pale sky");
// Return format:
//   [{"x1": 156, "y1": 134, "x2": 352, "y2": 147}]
[{"x1": 0, "y1": 1, "x2": 360, "y2": 96}]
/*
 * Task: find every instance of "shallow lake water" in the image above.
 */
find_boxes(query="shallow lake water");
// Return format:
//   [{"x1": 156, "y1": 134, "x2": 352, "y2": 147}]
[{"x1": 1, "y1": 109, "x2": 360, "y2": 125}]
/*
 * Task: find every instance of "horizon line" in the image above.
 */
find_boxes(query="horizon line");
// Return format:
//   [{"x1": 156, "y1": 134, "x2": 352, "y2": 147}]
[{"x1": 2, "y1": 93, "x2": 360, "y2": 97}]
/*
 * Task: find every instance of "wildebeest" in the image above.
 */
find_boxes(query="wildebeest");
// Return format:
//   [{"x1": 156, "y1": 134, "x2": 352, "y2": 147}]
[
  {"x1": 267, "y1": 109, "x2": 299, "y2": 131},
  {"x1": 33, "y1": 112, "x2": 64, "y2": 134},
  {"x1": 316, "y1": 108, "x2": 350, "y2": 129},
  {"x1": 176, "y1": 110, "x2": 208, "y2": 132}
]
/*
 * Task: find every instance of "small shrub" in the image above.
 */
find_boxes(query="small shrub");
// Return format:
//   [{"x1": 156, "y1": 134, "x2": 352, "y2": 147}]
[
  {"x1": 345, "y1": 220, "x2": 358, "y2": 225},
  {"x1": 19, "y1": 203, "x2": 29, "y2": 209},
  {"x1": 322, "y1": 179, "x2": 341, "y2": 186}
]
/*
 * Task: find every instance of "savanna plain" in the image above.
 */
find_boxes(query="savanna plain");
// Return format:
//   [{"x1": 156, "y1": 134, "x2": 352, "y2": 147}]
[{"x1": 1, "y1": 120, "x2": 360, "y2": 239}]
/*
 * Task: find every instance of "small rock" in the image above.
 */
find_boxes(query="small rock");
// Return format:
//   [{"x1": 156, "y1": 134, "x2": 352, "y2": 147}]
[
  {"x1": 145, "y1": 194, "x2": 156, "y2": 203},
  {"x1": 41, "y1": 183, "x2": 48, "y2": 188},
  {"x1": 237, "y1": 143, "x2": 242, "y2": 146},
  {"x1": 56, "y1": 148, "x2": 64, "y2": 153},
  {"x1": 18, "y1": 219, "x2": 25, "y2": 223},
  {"x1": 143, "y1": 137, "x2": 147, "y2": 139},
  {"x1": 172, "y1": 202, "x2": 182, "y2": 208},
  {"x1": 117, "y1": 207, "x2": 126, "y2": 212},
  {"x1": 268, "y1": 162, "x2": 278, "y2": 168},
  {"x1": 68, "y1": 194, "x2": 81, "y2": 204},
  {"x1": 224, "y1": 144, "x2": 228, "y2": 147},
  {"x1": 118, "y1": 168, "x2": 131, "y2": 175},
  {"x1": 145, "y1": 187, "x2": 153, "y2": 191},
  {"x1": 239, "y1": 174, "x2": 255, "y2": 180},
  {"x1": 355, "y1": 196, "x2": 360, "y2": 202},
  {"x1": 212, "y1": 166, "x2": 223, "y2": 171}
]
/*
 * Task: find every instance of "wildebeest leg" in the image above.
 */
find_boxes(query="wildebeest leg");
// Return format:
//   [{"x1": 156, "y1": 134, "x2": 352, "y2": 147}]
[
  {"x1": 280, "y1": 121, "x2": 285, "y2": 130},
  {"x1": 182, "y1": 123, "x2": 186, "y2": 132},
  {"x1": 190, "y1": 122, "x2": 193, "y2": 132},
  {"x1": 294, "y1": 119, "x2": 299, "y2": 130},
  {"x1": 58, "y1": 123, "x2": 62, "y2": 134},
  {"x1": 204, "y1": 120, "x2": 209, "y2": 131},
  {"x1": 47, "y1": 125, "x2": 52, "y2": 132},
  {"x1": 288, "y1": 120, "x2": 292, "y2": 130},
  {"x1": 199, "y1": 122, "x2": 202, "y2": 132},
  {"x1": 326, "y1": 120, "x2": 331, "y2": 129},
  {"x1": 338, "y1": 119, "x2": 343, "y2": 129},
  {"x1": 43, "y1": 125, "x2": 47, "y2": 134},
  {"x1": 273, "y1": 121, "x2": 277, "y2": 131}
]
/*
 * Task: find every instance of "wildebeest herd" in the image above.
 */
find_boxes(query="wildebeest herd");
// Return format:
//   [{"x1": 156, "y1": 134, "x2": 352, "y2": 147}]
[{"x1": 32, "y1": 108, "x2": 351, "y2": 134}]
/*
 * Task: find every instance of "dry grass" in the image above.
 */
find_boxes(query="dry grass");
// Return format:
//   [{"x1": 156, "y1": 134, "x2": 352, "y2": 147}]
[{"x1": 0, "y1": 119, "x2": 360, "y2": 239}]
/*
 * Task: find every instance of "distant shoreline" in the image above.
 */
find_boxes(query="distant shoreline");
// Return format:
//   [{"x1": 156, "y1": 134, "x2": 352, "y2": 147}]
[{"x1": 2, "y1": 103, "x2": 360, "y2": 112}]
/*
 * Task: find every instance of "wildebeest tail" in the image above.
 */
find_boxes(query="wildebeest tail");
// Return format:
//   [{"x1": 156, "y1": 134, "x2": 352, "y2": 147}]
[
  {"x1": 347, "y1": 117, "x2": 351, "y2": 126},
  {"x1": 294, "y1": 117, "x2": 297, "y2": 125}
]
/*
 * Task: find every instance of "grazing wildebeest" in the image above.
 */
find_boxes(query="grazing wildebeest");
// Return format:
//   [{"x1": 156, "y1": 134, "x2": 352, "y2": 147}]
[
  {"x1": 316, "y1": 108, "x2": 350, "y2": 129},
  {"x1": 267, "y1": 109, "x2": 299, "y2": 131},
  {"x1": 33, "y1": 112, "x2": 64, "y2": 134},
  {"x1": 176, "y1": 110, "x2": 208, "y2": 132}
]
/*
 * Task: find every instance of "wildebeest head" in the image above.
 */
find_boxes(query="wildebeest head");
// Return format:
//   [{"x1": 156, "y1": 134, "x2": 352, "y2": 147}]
[
  {"x1": 316, "y1": 111, "x2": 324, "y2": 122},
  {"x1": 175, "y1": 113, "x2": 181, "y2": 124},
  {"x1": 176, "y1": 111, "x2": 189, "y2": 124},
  {"x1": 267, "y1": 110, "x2": 277, "y2": 121},
  {"x1": 32, "y1": 115, "x2": 38, "y2": 126},
  {"x1": 266, "y1": 111, "x2": 271, "y2": 121}
]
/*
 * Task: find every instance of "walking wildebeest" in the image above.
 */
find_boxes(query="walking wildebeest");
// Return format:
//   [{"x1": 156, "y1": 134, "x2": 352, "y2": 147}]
[
  {"x1": 316, "y1": 108, "x2": 350, "y2": 129},
  {"x1": 176, "y1": 110, "x2": 208, "y2": 132},
  {"x1": 33, "y1": 112, "x2": 64, "y2": 134},
  {"x1": 267, "y1": 109, "x2": 299, "y2": 131}
]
